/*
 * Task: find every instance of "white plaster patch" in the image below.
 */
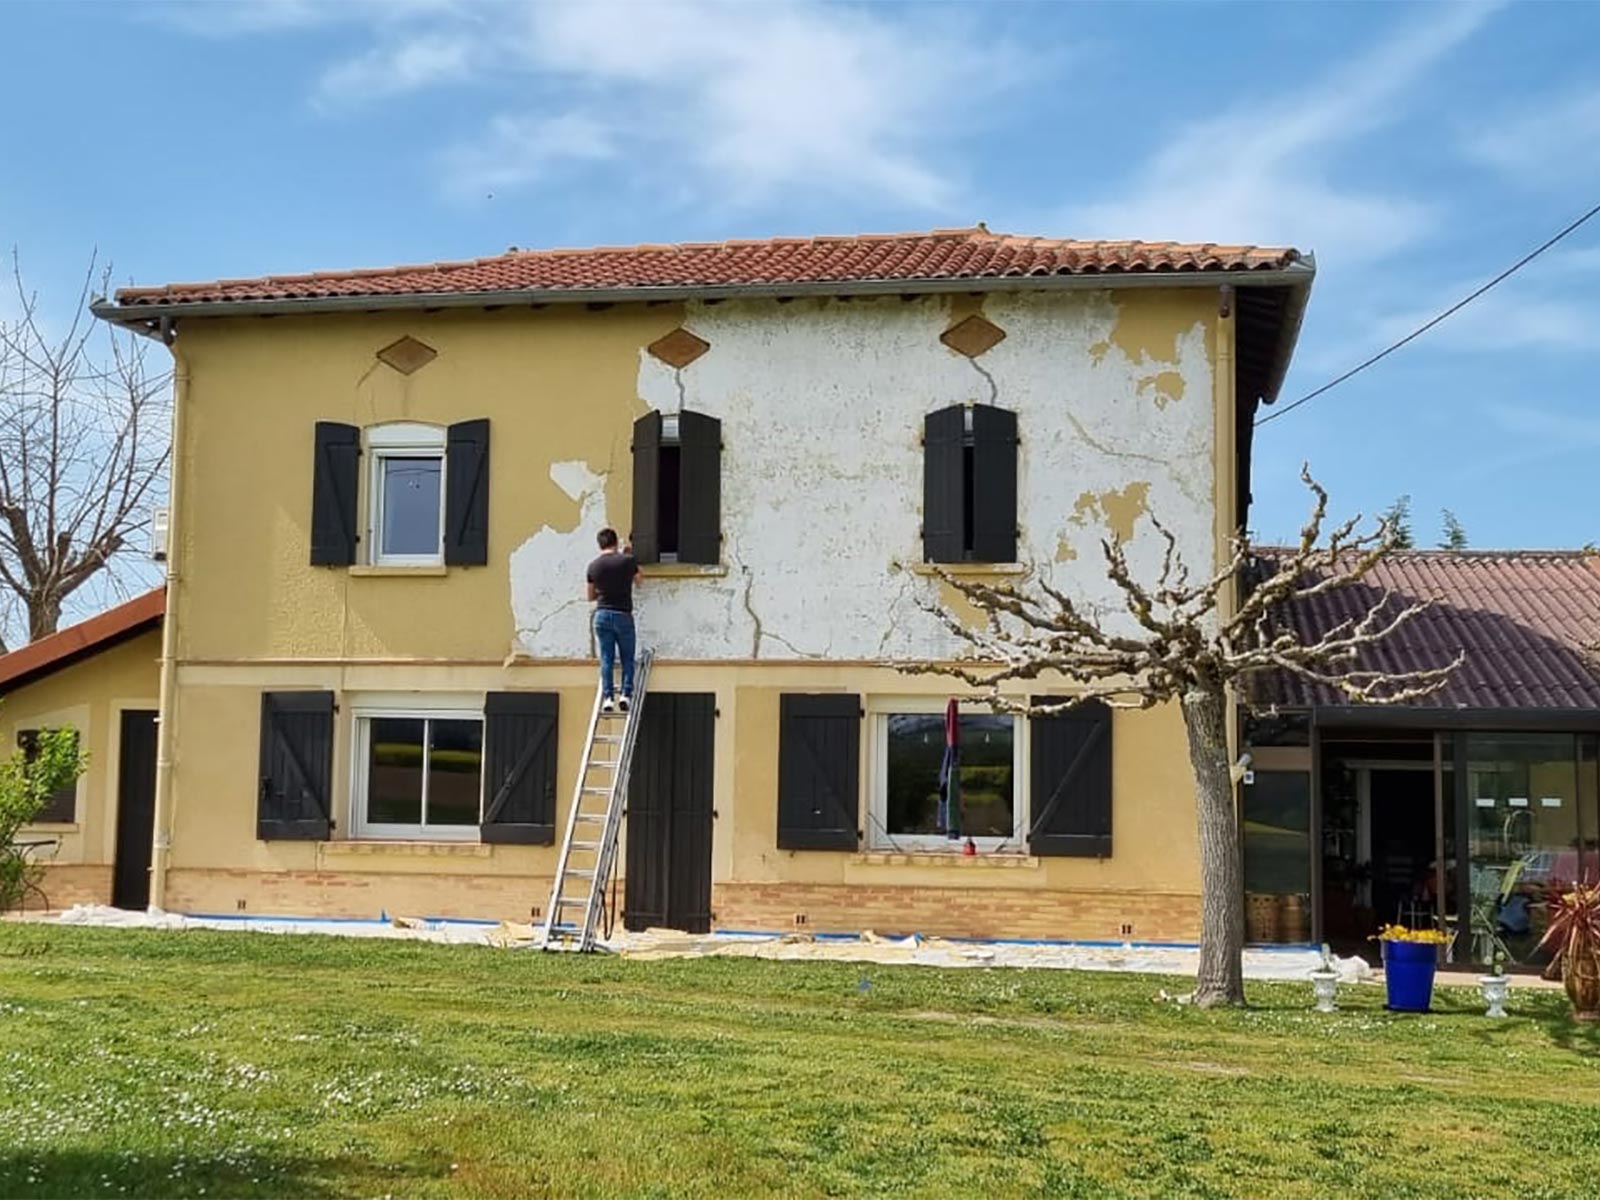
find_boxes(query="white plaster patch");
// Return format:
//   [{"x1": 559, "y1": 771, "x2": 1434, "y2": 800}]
[{"x1": 509, "y1": 293, "x2": 1215, "y2": 660}]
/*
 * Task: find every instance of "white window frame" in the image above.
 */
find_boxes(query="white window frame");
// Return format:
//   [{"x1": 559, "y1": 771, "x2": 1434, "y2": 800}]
[
  {"x1": 367, "y1": 422, "x2": 446, "y2": 566},
  {"x1": 351, "y1": 701, "x2": 484, "y2": 841},
  {"x1": 866, "y1": 696, "x2": 1027, "y2": 852}
]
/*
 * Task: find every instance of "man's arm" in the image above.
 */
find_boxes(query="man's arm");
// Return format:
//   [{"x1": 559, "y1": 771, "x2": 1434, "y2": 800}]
[{"x1": 586, "y1": 581, "x2": 599, "y2": 601}]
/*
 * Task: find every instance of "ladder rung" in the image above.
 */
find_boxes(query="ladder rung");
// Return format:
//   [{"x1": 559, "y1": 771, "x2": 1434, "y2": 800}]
[
  {"x1": 566, "y1": 868, "x2": 595, "y2": 879},
  {"x1": 594, "y1": 735, "x2": 622, "y2": 743},
  {"x1": 574, "y1": 812, "x2": 605, "y2": 823},
  {"x1": 586, "y1": 760, "x2": 619, "y2": 769},
  {"x1": 569, "y1": 840, "x2": 600, "y2": 851},
  {"x1": 581, "y1": 786, "x2": 611, "y2": 794}
]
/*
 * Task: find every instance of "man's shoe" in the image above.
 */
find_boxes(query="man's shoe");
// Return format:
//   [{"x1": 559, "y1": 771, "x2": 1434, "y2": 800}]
[
  {"x1": 601, "y1": 698, "x2": 616, "y2": 713},
  {"x1": 618, "y1": 696, "x2": 631, "y2": 713}
]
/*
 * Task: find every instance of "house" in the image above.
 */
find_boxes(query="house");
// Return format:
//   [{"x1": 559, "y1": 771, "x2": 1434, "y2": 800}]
[
  {"x1": 41, "y1": 228, "x2": 1315, "y2": 939},
  {"x1": 0, "y1": 588, "x2": 164, "y2": 909},
  {"x1": 1244, "y1": 550, "x2": 1600, "y2": 966}
]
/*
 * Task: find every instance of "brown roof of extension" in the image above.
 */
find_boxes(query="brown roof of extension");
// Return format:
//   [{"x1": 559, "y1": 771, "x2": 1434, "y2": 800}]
[
  {"x1": 0, "y1": 588, "x2": 164, "y2": 695},
  {"x1": 109, "y1": 228, "x2": 1304, "y2": 308},
  {"x1": 1257, "y1": 551, "x2": 1600, "y2": 711}
]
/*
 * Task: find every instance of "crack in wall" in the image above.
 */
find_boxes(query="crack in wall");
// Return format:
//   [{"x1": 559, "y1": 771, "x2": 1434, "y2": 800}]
[
  {"x1": 1065, "y1": 413, "x2": 1170, "y2": 467},
  {"x1": 516, "y1": 596, "x2": 587, "y2": 646},
  {"x1": 739, "y1": 565, "x2": 763, "y2": 659},
  {"x1": 671, "y1": 365, "x2": 687, "y2": 412},
  {"x1": 967, "y1": 356, "x2": 999, "y2": 405},
  {"x1": 878, "y1": 569, "x2": 918, "y2": 659}
]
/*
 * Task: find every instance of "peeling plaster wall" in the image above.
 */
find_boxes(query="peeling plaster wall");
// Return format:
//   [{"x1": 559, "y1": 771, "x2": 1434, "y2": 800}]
[{"x1": 511, "y1": 289, "x2": 1217, "y2": 661}]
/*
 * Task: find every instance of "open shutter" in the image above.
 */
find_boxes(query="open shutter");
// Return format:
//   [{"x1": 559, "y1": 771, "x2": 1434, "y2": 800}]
[
  {"x1": 310, "y1": 422, "x2": 359, "y2": 566},
  {"x1": 631, "y1": 411, "x2": 662, "y2": 564},
  {"x1": 1029, "y1": 698, "x2": 1113, "y2": 857},
  {"x1": 970, "y1": 405, "x2": 1018, "y2": 563},
  {"x1": 444, "y1": 418, "x2": 490, "y2": 566},
  {"x1": 258, "y1": 692, "x2": 334, "y2": 840},
  {"x1": 676, "y1": 410, "x2": 721, "y2": 565},
  {"x1": 922, "y1": 405, "x2": 965, "y2": 563},
  {"x1": 777, "y1": 694, "x2": 860, "y2": 850},
  {"x1": 481, "y1": 692, "x2": 558, "y2": 844}
]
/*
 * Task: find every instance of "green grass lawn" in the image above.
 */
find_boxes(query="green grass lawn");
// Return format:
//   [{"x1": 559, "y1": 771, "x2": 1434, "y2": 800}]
[{"x1": 2, "y1": 926, "x2": 1598, "y2": 1199}]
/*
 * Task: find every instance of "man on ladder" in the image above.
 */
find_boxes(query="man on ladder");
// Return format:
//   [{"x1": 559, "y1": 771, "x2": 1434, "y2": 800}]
[{"x1": 585, "y1": 528, "x2": 641, "y2": 713}]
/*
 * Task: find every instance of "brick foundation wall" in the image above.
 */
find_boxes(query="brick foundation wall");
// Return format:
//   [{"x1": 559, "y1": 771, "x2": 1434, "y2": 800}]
[
  {"x1": 166, "y1": 869, "x2": 554, "y2": 923},
  {"x1": 712, "y1": 882, "x2": 1202, "y2": 942},
  {"x1": 33, "y1": 864, "x2": 114, "y2": 911}
]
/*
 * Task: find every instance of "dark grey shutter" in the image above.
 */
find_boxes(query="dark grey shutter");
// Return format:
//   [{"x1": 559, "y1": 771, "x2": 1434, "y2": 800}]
[
  {"x1": 923, "y1": 405, "x2": 965, "y2": 563},
  {"x1": 631, "y1": 411, "x2": 662, "y2": 564},
  {"x1": 17, "y1": 729, "x2": 77, "y2": 822},
  {"x1": 777, "y1": 694, "x2": 860, "y2": 850},
  {"x1": 1029, "y1": 698, "x2": 1113, "y2": 857},
  {"x1": 444, "y1": 418, "x2": 490, "y2": 566},
  {"x1": 482, "y1": 692, "x2": 558, "y2": 844},
  {"x1": 258, "y1": 692, "x2": 335, "y2": 840},
  {"x1": 310, "y1": 422, "x2": 359, "y2": 566},
  {"x1": 970, "y1": 405, "x2": 1018, "y2": 563},
  {"x1": 676, "y1": 410, "x2": 721, "y2": 565}
]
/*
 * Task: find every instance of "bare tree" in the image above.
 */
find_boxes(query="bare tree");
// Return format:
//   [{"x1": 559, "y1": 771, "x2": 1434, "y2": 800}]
[
  {"x1": 909, "y1": 467, "x2": 1459, "y2": 1007},
  {"x1": 0, "y1": 253, "x2": 170, "y2": 649}
]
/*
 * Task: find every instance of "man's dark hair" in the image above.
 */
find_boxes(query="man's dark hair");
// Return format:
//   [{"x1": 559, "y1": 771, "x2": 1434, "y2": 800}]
[{"x1": 597, "y1": 528, "x2": 619, "y2": 549}]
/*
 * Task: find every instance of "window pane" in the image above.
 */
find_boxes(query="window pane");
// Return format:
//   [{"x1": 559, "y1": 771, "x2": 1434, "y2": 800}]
[
  {"x1": 427, "y1": 719, "x2": 483, "y2": 827},
  {"x1": 885, "y1": 712, "x2": 1014, "y2": 838},
  {"x1": 367, "y1": 718, "x2": 424, "y2": 825},
  {"x1": 1242, "y1": 771, "x2": 1311, "y2": 895},
  {"x1": 380, "y1": 455, "x2": 442, "y2": 557}
]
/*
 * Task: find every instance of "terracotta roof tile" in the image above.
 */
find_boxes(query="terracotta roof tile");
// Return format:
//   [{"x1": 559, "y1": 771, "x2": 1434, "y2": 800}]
[
  {"x1": 1255, "y1": 551, "x2": 1600, "y2": 711},
  {"x1": 109, "y1": 228, "x2": 1303, "y2": 309},
  {"x1": 0, "y1": 588, "x2": 164, "y2": 695}
]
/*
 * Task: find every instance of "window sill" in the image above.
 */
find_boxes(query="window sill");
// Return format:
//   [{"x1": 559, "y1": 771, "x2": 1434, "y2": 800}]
[
  {"x1": 639, "y1": 563, "x2": 729, "y2": 578},
  {"x1": 349, "y1": 564, "x2": 449, "y2": 578},
  {"x1": 322, "y1": 840, "x2": 490, "y2": 859},
  {"x1": 907, "y1": 563, "x2": 1029, "y2": 579},
  {"x1": 853, "y1": 851, "x2": 1039, "y2": 870}
]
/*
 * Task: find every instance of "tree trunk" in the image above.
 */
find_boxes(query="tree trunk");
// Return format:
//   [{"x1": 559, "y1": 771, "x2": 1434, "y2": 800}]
[
  {"x1": 1181, "y1": 683, "x2": 1246, "y2": 1007},
  {"x1": 28, "y1": 594, "x2": 62, "y2": 642}
]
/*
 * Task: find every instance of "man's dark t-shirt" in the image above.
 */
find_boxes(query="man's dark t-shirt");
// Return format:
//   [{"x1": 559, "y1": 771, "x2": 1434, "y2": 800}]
[{"x1": 587, "y1": 552, "x2": 638, "y2": 613}]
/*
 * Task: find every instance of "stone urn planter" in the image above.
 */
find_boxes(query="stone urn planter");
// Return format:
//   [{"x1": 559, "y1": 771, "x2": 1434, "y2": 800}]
[
  {"x1": 1478, "y1": 972, "x2": 1510, "y2": 1019},
  {"x1": 1537, "y1": 882, "x2": 1600, "y2": 1022},
  {"x1": 1310, "y1": 968, "x2": 1339, "y2": 1013}
]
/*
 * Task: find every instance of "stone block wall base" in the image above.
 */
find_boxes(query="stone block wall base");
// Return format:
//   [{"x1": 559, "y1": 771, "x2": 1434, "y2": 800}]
[
  {"x1": 166, "y1": 868, "x2": 554, "y2": 923},
  {"x1": 712, "y1": 882, "x2": 1202, "y2": 942},
  {"x1": 32, "y1": 864, "x2": 114, "y2": 912}
]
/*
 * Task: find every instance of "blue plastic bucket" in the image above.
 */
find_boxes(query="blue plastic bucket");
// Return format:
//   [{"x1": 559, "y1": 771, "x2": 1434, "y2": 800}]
[{"x1": 1382, "y1": 939, "x2": 1438, "y2": 1013}]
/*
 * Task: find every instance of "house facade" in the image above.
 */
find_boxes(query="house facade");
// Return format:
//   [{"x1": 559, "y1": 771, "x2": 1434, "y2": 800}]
[{"x1": 66, "y1": 229, "x2": 1313, "y2": 939}]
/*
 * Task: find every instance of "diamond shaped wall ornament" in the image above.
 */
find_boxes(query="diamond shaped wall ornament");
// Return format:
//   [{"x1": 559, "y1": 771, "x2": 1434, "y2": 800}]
[
  {"x1": 376, "y1": 335, "x2": 438, "y2": 375},
  {"x1": 940, "y1": 314, "x2": 1006, "y2": 359},
  {"x1": 648, "y1": 327, "x2": 711, "y2": 369}
]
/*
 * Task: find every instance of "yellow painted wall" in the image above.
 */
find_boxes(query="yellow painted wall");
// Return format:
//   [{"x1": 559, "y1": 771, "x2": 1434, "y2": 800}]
[
  {"x1": 0, "y1": 629, "x2": 162, "y2": 872},
  {"x1": 154, "y1": 289, "x2": 1225, "y2": 926}
]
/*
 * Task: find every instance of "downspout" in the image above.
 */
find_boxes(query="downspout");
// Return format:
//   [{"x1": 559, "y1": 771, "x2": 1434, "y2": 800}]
[{"x1": 147, "y1": 327, "x2": 188, "y2": 911}]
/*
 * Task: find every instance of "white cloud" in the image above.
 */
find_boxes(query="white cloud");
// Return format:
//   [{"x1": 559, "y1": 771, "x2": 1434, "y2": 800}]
[
  {"x1": 150, "y1": 0, "x2": 454, "y2": 37},
  {"x1": 1058, "y1": 2, "x2": 1501, "y2": 263},
  {"x1": 198, "y1": 0, "x2": 1023, "y2": 210},
  {"x1": 1366, "y1": 268, "x2": 1600, "y2": 355},
  {"x1": 1465, "y1": 85, "x2": 1600, "y2": 186},
  {"x1": 1483, "y1": 401, "x2": 1600, "y2": 448}
]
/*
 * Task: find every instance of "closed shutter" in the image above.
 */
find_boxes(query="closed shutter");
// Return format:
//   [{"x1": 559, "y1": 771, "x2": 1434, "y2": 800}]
[
  {"x1": 1029, "y1": 698, "x2": 1113, "y2": 857},
  {"x1": 922, "y1": 405, "x2": 965, "y2": 563},
  {"x1": 676, "y1": 410, "x2": 721, "y2": 565},
  {"x1": 16, "y1": 729, "x2": 78, "y2": 822},
  {"x1": 444, "y1": 418, "x2": 490, "y2": 566},
  {"x1": 258, "y1": 692, "x2": 335, "y2": 840},
  {"x1": 631, "y1": 411, "x2": 662, "y2": 564},
  {"x1": 777, "y1": 694, "x2": 860, "y2": 850},
  {"x1": 970, "y1": 405, "x2": 1018, "y2": 563},
  {"x1": 481, "y1": 692, "x2": 558, "y2": 844},
  {"x1": 310, "y1": 422, "x2": 359, "y2": 566}
]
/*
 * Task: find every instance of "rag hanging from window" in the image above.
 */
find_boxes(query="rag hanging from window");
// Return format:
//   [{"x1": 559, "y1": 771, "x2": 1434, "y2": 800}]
[{"x1": 938, "y1": 698, "x2": 962, "y2": 839}]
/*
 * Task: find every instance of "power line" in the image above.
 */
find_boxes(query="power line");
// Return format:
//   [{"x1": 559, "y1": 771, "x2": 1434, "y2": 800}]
[{"x1": 1256, "y1": 198, "x2": 1600, "y2": 427}]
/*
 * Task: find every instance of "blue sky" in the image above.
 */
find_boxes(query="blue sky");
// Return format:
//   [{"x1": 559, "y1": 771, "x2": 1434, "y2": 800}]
[{"x1": 5, "y1": 0, "x2": 1598, "y2": 554}]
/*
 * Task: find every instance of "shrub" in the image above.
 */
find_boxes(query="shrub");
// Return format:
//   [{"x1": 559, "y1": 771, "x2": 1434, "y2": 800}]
[{"x1": 0, "y1": 724, "x2": 86, "y2": 912}]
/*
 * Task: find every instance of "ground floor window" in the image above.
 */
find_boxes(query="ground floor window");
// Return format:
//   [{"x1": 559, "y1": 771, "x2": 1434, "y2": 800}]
[
  {"x1": 871, "y1": 704, "x2": 1021, "y2": 850},
  {"x1": 354, "y1": 712, "x2": 483, "y2": 839}
]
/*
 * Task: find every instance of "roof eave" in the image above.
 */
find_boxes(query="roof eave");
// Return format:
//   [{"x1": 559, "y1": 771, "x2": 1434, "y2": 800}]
[
  {"x1": 1255, "y1": 252, "x2": 1316, "y2": 404},
  {"x1": 91, "y1": 262, "x2": 1317, "y2": 330}
]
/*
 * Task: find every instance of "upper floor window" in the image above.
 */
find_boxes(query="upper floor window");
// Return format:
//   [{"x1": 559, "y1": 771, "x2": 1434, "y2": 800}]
[
  {"x1": 310, "y1": 418, "x2": 490, "y2": 568},
  {"x1": 368, "y1": 423, "x2": 445, "y2": 565},
  {"x1": 632, "y1": 410, "x2": 722, "y2": 565},
  {"x1": 17, "y1": 728, "x2": 79, "y2": 823},
  {"x1": 922, "y1": 403, "x2": 1018, "y2": 564}
]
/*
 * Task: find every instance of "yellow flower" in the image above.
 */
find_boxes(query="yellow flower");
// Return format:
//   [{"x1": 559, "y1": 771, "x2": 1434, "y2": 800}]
[{"x1": 1371, "y1": 924, "x2": 1452, "y2": 945}]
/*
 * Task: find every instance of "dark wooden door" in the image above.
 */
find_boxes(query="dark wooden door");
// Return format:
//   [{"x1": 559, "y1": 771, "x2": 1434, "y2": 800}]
[
  {"x1": 113, "y1": 709, "x2": 159, "y2": 910},
  {"x1": 625, "y1": 694, "x2": 714, "y2": 933}
]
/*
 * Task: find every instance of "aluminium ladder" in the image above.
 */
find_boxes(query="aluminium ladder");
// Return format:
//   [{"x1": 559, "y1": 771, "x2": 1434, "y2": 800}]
[{"x1": 541, "y1": 647, "x2": 653, "y2": 952}]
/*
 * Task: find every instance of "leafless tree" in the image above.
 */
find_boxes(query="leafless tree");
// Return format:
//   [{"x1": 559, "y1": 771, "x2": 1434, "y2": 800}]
[
  {"x1": 0, "y1": 253, "x2": 170, "y2": 650},
  {"x1": 909, "y1": 467, "x2": 1459, "y2": 1007}
]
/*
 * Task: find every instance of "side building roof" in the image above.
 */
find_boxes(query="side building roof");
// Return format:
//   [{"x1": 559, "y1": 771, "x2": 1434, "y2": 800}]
[{"x1": 0, "y1": 589, "x2": 165, "y2": 696}]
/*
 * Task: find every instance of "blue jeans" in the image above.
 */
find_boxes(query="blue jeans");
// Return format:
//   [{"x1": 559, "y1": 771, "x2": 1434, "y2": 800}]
[{"x1": 594, "y1": 609, "x2": 636, "y2": 700}]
